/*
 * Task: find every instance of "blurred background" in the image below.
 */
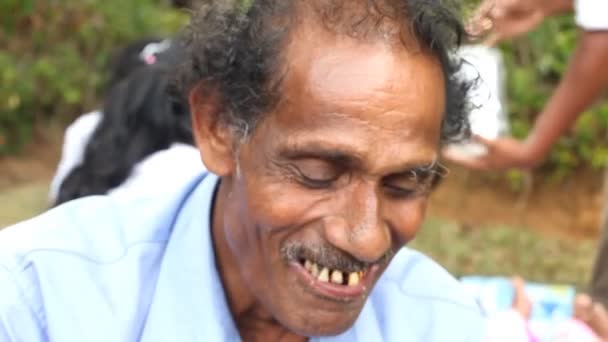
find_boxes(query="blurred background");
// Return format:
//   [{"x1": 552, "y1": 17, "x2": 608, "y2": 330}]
[{"x1": 1, "y1": 0, "x2": 607, "y2": 290}]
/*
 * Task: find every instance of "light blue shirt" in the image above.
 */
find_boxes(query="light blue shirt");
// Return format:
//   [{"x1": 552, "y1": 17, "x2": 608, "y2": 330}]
[{"x1": 0, "y1": 172, "x2": 486, "y2": 341}]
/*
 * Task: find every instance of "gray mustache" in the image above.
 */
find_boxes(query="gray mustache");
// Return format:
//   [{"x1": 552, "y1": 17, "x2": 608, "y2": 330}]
[{"x1": 281, "y1": 243, "x2": 393, "y2": 273}]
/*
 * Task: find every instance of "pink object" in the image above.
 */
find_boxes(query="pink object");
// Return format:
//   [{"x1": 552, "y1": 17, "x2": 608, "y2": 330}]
[
  {"x1": 553, "y1": 318, "x2": 601, "y2": 342},
  {"x1": 486, "y1": 310, "x2": 600, "y2": 342},
  {"x1": 145, "y1": 54, "x2": 157, "y2": 65}
]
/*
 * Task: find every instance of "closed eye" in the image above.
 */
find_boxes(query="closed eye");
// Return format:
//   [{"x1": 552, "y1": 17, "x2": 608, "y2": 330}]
[
  {"x1": 286, "y1": 159, "x2": 342, "y2": 189},
  {"x1": 383, "y1": 183, "x2": 418, "y2": 198}
]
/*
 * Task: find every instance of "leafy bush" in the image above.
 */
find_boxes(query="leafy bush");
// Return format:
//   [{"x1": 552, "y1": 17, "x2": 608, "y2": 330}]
[
  {"x1": 2, "y1": 1, "x2": 607, "y2": 181},
  {"x1": 0, "y1": 0, "x2": 187, "y2": 154},
  {"x1": 500, "y1": 14, "x2": 608, "y2": 180}
]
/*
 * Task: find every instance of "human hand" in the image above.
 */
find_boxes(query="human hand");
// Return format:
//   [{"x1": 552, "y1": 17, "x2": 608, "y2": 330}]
[
  {"x1": 442, "y1": 135, "x2": 539, "y2": 171},
  {"x1": 467, "y1": 0, "x2": 548, "y2": 45}
]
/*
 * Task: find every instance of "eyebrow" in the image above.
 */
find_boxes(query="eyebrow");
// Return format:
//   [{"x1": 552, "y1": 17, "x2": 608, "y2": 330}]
[
  {"x1": 278, "y1": 145, "x2": 363, "y2": 169},
  {"x1": 277, "y1": 143, "x2": 440, "y2": 176}
]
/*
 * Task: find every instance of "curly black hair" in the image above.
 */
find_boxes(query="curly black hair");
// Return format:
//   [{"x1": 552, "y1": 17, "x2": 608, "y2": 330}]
[{"x1": 174, "y1": 0, "x2": 472, "y2": 143}]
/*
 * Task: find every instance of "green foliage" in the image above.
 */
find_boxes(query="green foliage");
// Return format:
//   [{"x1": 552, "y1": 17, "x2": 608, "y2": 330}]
[
  {"x1": 3, "y1": 0, "x2": 608, "y2": 180},
  {"x1": 0, "y1": 0, "x2": 188, "y2": 154},
  {"x1": 500, "y1": 15, "x2": 608, "y2": 179}
]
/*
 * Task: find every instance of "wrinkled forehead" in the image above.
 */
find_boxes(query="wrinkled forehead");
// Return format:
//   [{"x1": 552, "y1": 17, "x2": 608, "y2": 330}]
[
  {"x1": 245, "y1": 27, "x2": 446, "y2": 172},
  {"x1": 275, "y1": 24, "x2": 446, "y2": 134},
  {"x1": 277, "y1": 0, "x2": 446, "y2": 97}
]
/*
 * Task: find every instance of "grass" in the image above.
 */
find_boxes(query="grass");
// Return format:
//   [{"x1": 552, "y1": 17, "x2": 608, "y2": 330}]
[
  {"x1": 0, "y1": 182, "x2": 49, "y2": 228},
  {"x1": 0, "y1": 183, "x2": 597, "y2": 291},
  {"x1": 411, "y1": 217, "x2": 596, "y2": 290}
]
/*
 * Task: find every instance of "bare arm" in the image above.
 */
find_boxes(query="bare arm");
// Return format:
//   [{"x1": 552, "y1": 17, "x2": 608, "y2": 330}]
[
  {"x1": 444, "y1": 29, "x2": 608, "y2": 170},
  {"x1": 468, "y1": 0, "x2": 574, "y2": 44},
  {"x1": 524, "y1": 31, "x2": 608, "y2": 165},
  {"x1": 544, "y1": 0, "x2": 574, "y2": 15}
]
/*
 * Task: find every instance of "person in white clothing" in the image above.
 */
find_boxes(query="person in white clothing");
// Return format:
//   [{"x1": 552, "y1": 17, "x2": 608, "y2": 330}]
[
  {"x1": 49, "y1": 111, "x2": 102, "y2": 203},
  {"x1": 50, "y1": 2, "x2": 204, "y2": 204},
  {"x1": 50, "y1": 38, "x2": 169, "y2": 202},
  {"x1": 51, "y1": 41, "x2": 200, "y2": 206}
]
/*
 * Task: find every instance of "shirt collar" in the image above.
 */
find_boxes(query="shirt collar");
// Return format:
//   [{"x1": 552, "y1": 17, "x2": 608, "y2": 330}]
[
  {"x1": 140, "y1": 173, "x2": 241, "y2": 341},
  {"x1": 140, "y1": 173, "x2": 380, "y2": 341}
]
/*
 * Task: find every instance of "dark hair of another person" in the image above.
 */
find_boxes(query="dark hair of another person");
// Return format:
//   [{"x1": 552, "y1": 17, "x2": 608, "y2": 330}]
[
  {"x1": 106, "y1": 37, "x2": 165, "y2": 89},
  {"x1": 54, "y1": 46, "x2": 194, "y2": 206},
  {"x1": 173, "y1": 0, "x2": 474, "y2": 144}
]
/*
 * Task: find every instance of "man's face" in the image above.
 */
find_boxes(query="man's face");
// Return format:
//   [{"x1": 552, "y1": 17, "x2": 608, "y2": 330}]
[{"x1": 220, "y1": 30, "x2": 445, "y2": 336}]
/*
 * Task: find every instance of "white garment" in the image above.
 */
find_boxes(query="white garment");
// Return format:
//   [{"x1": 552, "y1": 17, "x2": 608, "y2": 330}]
[
  {"x1": 49, "y1": 111, "x2": 203, "y2": 204},
  {"x1": 446, "y1": 45, "x2": 508, "y2": 158},
  {"x1": 108, "y1": 143, "x2": 203, "y2": 200},
  {"x1": 0, "y1": 172, "x2": 487, "y2": 342},
  {"x1": 49, "y1": 111, "x2": 102, "y2": 203},
  {"x1": 576, "y1": 0, "x2": 608, "y2": 30}
]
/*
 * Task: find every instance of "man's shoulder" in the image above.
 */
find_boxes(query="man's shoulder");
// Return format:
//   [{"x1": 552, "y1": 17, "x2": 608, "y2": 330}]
[
  {"x1": 363, "y1": 248, "x2": 485, "y2": 340},
  {"x1": 0, "y1": 172, "x2": 207, "y2": 273},
  {"x1": 0, "y1": 172, "x2": 214, "y2": 341},
  {"x1": 378, "y1": 247, "x2": 481, "y2": 311}
]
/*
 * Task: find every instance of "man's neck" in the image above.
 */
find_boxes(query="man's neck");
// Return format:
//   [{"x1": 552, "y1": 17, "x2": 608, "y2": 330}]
[{"x1": 210, "y1": 179, "x2": 307, "y2": 342}]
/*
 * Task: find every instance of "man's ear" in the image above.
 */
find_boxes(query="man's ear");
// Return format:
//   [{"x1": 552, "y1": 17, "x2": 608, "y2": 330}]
[{"x1": 189, "y1": 83, "x2": 236, "y2": 176}]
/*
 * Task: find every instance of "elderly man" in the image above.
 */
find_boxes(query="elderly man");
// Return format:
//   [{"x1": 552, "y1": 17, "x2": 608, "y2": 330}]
[{"x1": 0, "y1": 1, "x2": 485, "y2": 341}]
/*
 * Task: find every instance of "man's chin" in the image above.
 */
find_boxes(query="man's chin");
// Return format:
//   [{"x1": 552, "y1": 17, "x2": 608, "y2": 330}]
[
  {"x1": 273, "y1": 282, "x2": 367, "y2": 337},
  {"x1": 268, "y1": 258, "x2": 380, "y2": 336},
  {"x1": 277, "y1": 309, "x2": 362, "y2": 338}
]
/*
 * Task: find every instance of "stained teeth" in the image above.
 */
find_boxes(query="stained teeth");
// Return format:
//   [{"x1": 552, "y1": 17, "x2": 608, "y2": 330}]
[
  {"x1": 304, "y1": 259, "x2": 364, "y2": 286},
  {"x1": 311, "y1": 263, "x2": 319, "y2": 277},
  {"x1": 318, "y1": 267, "x2": 329, "y2": 282},
  {"x1": 304, "y1": 260, "x2": 312, "y2": 271},
  {"x1": 348, "y1": 272, "x2": 360, "y2": 286},
  {"x1": 330, "y1": 270, "x2": 343, "y2": 284}
]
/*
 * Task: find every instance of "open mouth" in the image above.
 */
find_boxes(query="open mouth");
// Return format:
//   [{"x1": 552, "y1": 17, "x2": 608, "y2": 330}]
[
  {"x1": 299, "y1": 258, "x2": 366, "y2": 287},
  {"x1": 281, "y1": 244, "x2": 383, "y2": 300},
  {"x1": 290, "y1": 257, "x2": 378, "y2": 301}
]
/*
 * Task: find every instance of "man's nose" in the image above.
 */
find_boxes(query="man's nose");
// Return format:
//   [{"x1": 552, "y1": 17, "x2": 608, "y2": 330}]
[{"x1": 324, "y1": 181, "x2": 391, "y2": 263}]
